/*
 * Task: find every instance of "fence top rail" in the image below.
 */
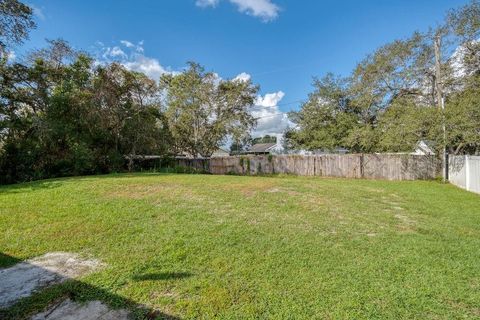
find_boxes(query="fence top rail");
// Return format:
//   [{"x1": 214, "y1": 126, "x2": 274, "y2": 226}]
[
  {"x1": 450, "y1": 155, "x2": 480, "y2": 159},
  {"x1": 210, "y1": 154, "x2": 435, "y2": 159}
]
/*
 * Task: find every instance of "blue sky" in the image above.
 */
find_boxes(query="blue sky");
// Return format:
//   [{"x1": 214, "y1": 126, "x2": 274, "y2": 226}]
[{"x1": 22, "y1": 0, "x2": 470, "y2": 136}]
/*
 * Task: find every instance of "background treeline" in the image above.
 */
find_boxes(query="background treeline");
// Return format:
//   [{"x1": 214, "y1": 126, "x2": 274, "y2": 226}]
[
  {"x1": 286, "y1": 1, "x2": 480, "y2": 155},
  {"x1": 0, "y1": 43, "x2": 171, "y2": 182},
  {"x1": 0, "y1": 1, "x2": 258, "y2": 184},
  {"x1": 1, "y1": 0, "x2": 480, "y2": 184}
]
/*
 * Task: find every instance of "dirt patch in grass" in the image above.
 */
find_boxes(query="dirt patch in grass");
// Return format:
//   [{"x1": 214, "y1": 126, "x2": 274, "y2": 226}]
[
  {"x1": 266, "y1": 187, "x2": 300, "y2": 196},
  {"x1": 446, "y1": 300, "x2": 480, "y2": 318},
  {"x1": 151, "y1": 288, "x2": 180, "y2": 299},
  {"x1": 104, "y1": 183, "x2": 180, "y2": 199},
  {"x1": 266, "y1": 187, "x2": 281, "y2": 193},
  {"x1": 364, "y1": 187, "x2": 386, "y2": 193},
  {"x1": 104, "y1": 183, "x2": 205, "y2": 202},
  {"x1": 222, "y1": 180, "x2": 277, "y2": 198},
  {"x1": 394, "y1": 213, "x2": 417, "y2": 232}
]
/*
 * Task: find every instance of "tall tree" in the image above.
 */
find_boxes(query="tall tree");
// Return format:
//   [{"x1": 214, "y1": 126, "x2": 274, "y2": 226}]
[
  {"x1": 442, "y1": 0, "x2": 480, "y2": 155},
  {"x1": 160, "y1": 62, "x2": 258, "y2": 158},
  {"x1": 0, "y1": 0, "x2": 35, "y2": 56},
  {"x1": 0, "y1": 40, "x2": 173, "y2": 183},
  {"x1": 444, "y1": 75, "x2": 480, "y2": 155},
  {"x1": 376, "y1": 99, "x2": 439, "y2": 153},
  {"x1": 290, "y1": 1, "x2": 480, "y2": 156},
  {"x1": 252, "y1": 135, "x2": 276, "y2": 144},
  {"x1": 93, "y1": 62, "x2": 172, "y2": 170},
  {"x1": 350, "y1": 32, "x2": 438, "y2": 111},
  {"x1": 447, "y1": 0, "x2": 480, "y2": 77},
  {"x1": 287, "y1": 74, "x2": 361, "y2": 152}
]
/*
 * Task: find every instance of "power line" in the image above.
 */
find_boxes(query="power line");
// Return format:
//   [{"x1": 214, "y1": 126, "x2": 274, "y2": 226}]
[
  {"x1": 277, "y1": 99, "x2": 305, "y2": 107},
  {"x1": 253, "y1": 112, "x2": 289, "y2": 120}
]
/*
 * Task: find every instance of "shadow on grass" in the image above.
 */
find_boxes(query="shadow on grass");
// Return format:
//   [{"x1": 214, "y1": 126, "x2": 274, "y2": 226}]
[
  {"x1": 132, "y1": 272, "x2": 192, "y2": 282},
  {"x1": 0, "y1": 180, "x2": 63, "y2": 195},
  {"x1": 0, "y1": 252, "x2": 22, "y2": 269},
  {"x1": 0, "y1": 172, "x2": 182, "y2": 194},
  {"x1": 0, "y1": 253, "x2": 181, "y2": 320}
]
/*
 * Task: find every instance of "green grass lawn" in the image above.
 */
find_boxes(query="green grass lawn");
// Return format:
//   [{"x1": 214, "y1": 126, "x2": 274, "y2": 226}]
[{"x1": 1, "y1": 173, "x2": 480, "y2": 319}]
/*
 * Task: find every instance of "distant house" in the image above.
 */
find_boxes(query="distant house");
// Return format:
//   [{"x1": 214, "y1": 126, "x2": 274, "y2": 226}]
[
  {"x1": 174, "y1": 152, "x2": 199, "y2": 159},
  {"x1": 211, "y1": 148, "x2": 230, "y2": 158},
  {"x1": 413, "y1": 140, "x2": 435, "y2": 155},
  {"x1": 176, "y1": 148, "x2": 230, "y2": 159},
  {"x1": 245, "y1": 134, "x2": 285, "y2": 155},
  {"x1": 245, "y1": 143, "x2": 278, "y2": 155},
  {"x1": 284, "y1": 147, "x2": 349, "y2": 155}
]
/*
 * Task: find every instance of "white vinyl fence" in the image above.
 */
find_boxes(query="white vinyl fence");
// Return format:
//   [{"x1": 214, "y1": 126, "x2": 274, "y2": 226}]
[{"x1": 449, "y1": 155, "x2": 480, "y2": 194}]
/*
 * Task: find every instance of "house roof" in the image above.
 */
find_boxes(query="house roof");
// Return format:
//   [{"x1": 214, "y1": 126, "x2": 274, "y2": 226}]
[
  {"x1": 247, "y1": 143, "x2": 277, "y2": 153},
  {"x1": 415, "y1": 140, "x2": 435, "y2": 155},
  {"x1": 124, "y1": 155, "x2": 162, "y2": 160},
  {"x1": 215, "y1": 148, "x2": 229, "y2": 153},
  {"x1": 211, "y1": 148, "x2": 230, "y2": 157}
]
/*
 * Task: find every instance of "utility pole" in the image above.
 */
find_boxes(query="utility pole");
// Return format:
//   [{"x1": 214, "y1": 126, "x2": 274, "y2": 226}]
[{"x1": 434, "y1": 33, "x2": 448, "y2": 182}]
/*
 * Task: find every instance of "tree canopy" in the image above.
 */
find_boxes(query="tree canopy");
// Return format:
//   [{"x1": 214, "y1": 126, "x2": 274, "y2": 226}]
[
  {"x1": 287, "y1": 0, "x2": 480, "y2": 155},
  {"x1": 0, "y1": 40, "x2": 173, "y2": 183},
  {"x1": 0, "y1": 0, "x2": 35, "y2": 55},
  {"x1": 160, "y1": 62, "x2": 258, "y2": 158}
]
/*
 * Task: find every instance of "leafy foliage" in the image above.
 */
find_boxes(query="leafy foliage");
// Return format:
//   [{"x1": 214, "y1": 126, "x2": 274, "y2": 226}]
[
  {"x1": 287, "y1": 74, "x2": 364, "y2": 152},
  {"x1": 0, "y1": 43, "x2": 171, "y2": 183},
  {"x1": 252, "y1": 135, "x2": 277, "y2": 145},
  {"x1": 288, "y1": 0, "x2": 480, "y2": 155},
  {"x1": 445, "y1": 75, "x2": 480, "y2": 154},
  {"x1": 160, "y1": 62, "x2": 258, "y2": 158},
  {"x1": 0, "y1": 1, "x2": 265, "y2": 183},
  {"x1": 0, "y1": 0, "x2": 35, "y2": 54}
]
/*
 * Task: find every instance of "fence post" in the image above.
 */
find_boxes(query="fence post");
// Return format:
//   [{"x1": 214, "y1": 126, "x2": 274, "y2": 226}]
[
  {"x1": 465, "y1": 155, "x2": 470, "y2": 192},
  {"x1": 360, "y1": 154, "x2": 365, "y2": 178}
]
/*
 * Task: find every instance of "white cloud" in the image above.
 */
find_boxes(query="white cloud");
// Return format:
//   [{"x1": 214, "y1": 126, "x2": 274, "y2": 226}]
[
  {"x1": 96, "y1": 40, "x2": 174, "y2": 80},
  {"x1": 29, "y1": 4, "x2": 45, "y2": 20},
  {"x1": 229, "y1": 0, "x2": 280, "y2": 21},
  {"x1": 123, "y1": 56, "x2": 168, "y2": 81},
  {"x1": 251, "y1": 91, "x2": 292, "y2": 136},
  {"x1": 196, "y1": 0, "x2": 220, "y2": 7},
  {"x1": 216, "y1": 75, "x2": 289, "y2": 136},
  {"x1": 255, "y1": 91, "x2": 285, "y2": 107},
  {"x1": 233, "y1": 72, "x2": 251, "y2": 82},
  {"x1": 95, "y1": 42, "x2": 289, "y2": 137},
  {"x1": 7, "y1": 51, "x2": 16, "y2": 62},
  {"x1": 196, "y1": 0, "x2": 280, "y2": 21},
  {"x1": 110, "y1": 46, "x2": 127, "y2": 58},
  {"x1": 450, "y1": 40, "x2": 480, "y2": 79},
  {"x1": 120, "y1": 40, "x2": 144, "y2": 53},
  {"x1": 120, "y1": 40, "x2": 135, "y2": 48}
]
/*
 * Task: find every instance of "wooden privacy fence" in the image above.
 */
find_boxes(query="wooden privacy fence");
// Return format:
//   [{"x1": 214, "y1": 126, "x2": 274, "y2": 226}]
[{"x1": 176, "y1": 154, "x2": 439, "y2": 181}]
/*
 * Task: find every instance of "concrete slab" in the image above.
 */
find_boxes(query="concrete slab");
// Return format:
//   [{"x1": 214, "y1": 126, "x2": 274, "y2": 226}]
[
  {"x1": 31, "y1": 299, "x2": 130, "y2": 320},
  {"x1": 0, "y1": 252, "x2": 102, "y2": 308}
]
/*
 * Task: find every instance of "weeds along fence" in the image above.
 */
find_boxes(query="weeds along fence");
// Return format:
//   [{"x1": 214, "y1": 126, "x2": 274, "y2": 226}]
[
  {"x1": 174, "y1": 154, "x2": 439, "y2": 181},
  {"x1": 449, "y1": 155, "x2": 480, "y2": 194}
]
